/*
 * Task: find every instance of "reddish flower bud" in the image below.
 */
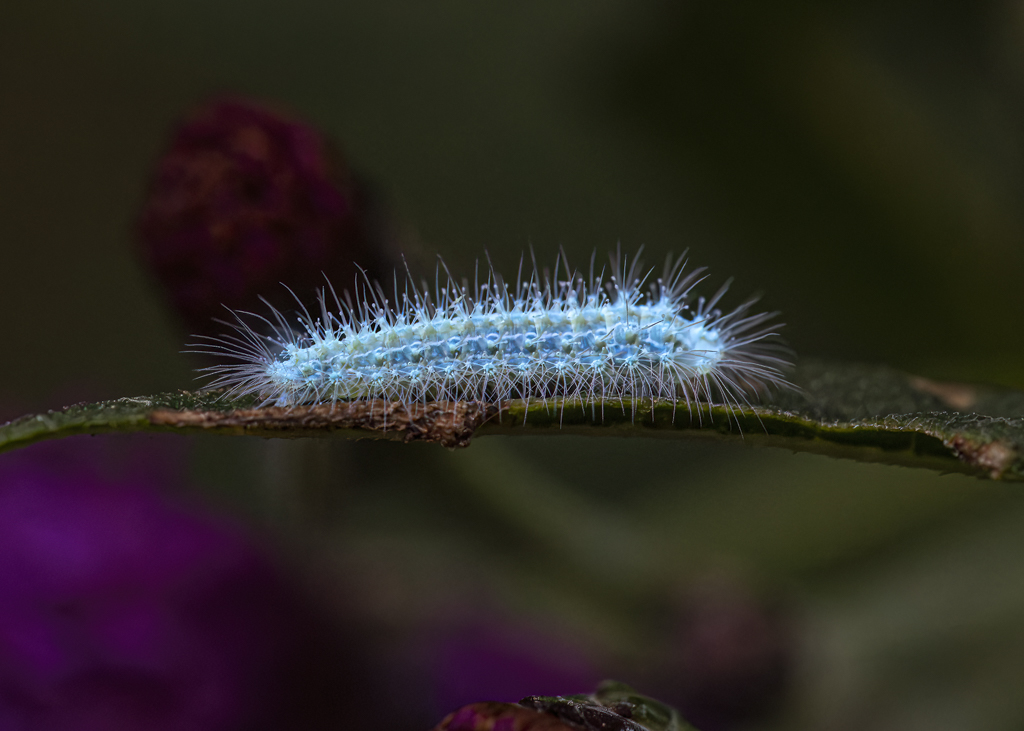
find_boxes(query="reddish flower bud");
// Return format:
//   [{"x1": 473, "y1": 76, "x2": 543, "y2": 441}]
[
  {"x1": 137, "y1": 98, "x2": 406, "y2": 336},
  {"x1": 433, "y1": 682, "x2": 700, "y2": 731},
  {"x1": 433, "y1": 702, "x2": 579, "y2": 731}
]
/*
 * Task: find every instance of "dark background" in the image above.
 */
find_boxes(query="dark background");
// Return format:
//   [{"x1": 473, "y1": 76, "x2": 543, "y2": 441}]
[{"x1": 3, "y1": 2, "x2": 1024, "y2": 729}]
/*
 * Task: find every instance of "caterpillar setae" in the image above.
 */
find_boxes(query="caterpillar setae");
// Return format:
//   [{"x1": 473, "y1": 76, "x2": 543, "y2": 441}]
[{"x1": 194, "y1": 248, "x2": 792, "y2": 420}]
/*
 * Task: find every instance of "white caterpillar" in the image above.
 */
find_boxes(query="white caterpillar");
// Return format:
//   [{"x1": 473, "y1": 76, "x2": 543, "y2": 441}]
[{"x1": 195, "y1": 249, "x2": 791, "y2": 418}]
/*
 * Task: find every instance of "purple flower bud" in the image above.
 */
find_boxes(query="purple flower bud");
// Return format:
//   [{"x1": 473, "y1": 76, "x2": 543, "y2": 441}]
[{"x1": 137, "y1": 98, "x2": 405, "y2": 335}]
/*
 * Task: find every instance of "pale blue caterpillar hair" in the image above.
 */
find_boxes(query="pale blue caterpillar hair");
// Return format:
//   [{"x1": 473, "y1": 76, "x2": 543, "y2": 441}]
[{"x1": 192, "y1": 248, "x2": 792, "y2": 420}]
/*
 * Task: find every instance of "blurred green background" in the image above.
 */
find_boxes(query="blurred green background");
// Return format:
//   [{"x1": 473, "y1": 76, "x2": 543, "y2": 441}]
[{"x1": 4, "y1": 1, "x2": 1024, "y2": 729}]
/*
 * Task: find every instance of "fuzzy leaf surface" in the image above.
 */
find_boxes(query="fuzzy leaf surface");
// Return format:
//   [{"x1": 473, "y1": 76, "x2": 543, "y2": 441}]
[{"x1": 2, "y1": 361, "x2": 1022, "y2": 480}]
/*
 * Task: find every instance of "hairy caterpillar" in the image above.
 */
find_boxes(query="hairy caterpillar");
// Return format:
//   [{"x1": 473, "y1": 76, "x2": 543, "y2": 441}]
[{"x1": 194, "y1": 249, "x2": 792, "y2": 421}]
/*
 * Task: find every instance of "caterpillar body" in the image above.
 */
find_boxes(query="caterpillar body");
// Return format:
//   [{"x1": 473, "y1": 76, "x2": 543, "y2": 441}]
[{"x1": 195, "y1": 249, "x2": 792, "y2": 420}]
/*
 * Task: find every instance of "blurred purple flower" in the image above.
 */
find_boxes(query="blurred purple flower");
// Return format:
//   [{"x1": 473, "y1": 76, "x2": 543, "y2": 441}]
[
  {"x1": 658, "y1": 577, "x2": 792, "y2": 731},
  {"x1": 424, "y1": 618, "x2": 601, "y2": 715},
  {"x1": 0, "y1": 436, "x2": 335, "y2": 731},
  {"x1": 137, "y1": 98, "x2": 404, "y2": 335}
]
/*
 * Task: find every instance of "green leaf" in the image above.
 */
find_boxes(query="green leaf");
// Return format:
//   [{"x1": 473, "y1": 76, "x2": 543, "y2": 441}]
[
  {"x1": 521, "y1": 680, "x2": 700, "y2": 731},
  {"x1": 2, "y1": 360, "x2": 1022, "y2": 480}
]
